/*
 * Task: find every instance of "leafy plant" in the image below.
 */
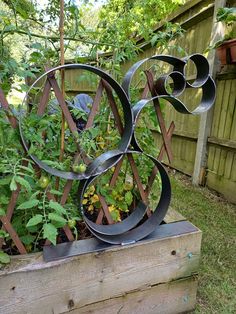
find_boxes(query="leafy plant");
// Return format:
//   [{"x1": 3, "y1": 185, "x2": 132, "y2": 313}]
[
  {"x1": 0, "y1": 0, "x2": 186, "y2": 259},
  {"x1": 217, "y1": 7, "x2": 236, "y2": 41},
  {"x1": 208, "y1": 7, "x2": 236, "y2": 50},
  {"x1": 0, "y1": 108, "x2": 81, "y2": 253}
]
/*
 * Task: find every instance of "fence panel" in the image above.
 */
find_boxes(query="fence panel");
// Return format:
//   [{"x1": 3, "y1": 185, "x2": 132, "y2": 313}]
[{"x1": 207, "y1": 76, "x2": 236, "y2": 202}]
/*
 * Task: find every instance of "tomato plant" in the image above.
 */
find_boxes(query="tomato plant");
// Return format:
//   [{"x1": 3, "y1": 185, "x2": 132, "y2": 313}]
[
  {"x1": 0, "y1": 0, "x2": 185, "y2": 261},
  {"x1": 39, "y1": 176, "x2": 50, "y2": 188},
  {"x1": 68, "y1": 219, "x2": 76, "y2": 229},
  {"x1": 0, "y1": 79, "x2": 163, "y2": 259}
]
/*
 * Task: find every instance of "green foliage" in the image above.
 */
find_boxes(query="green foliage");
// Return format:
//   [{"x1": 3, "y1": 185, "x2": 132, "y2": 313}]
[
  {"x1": 0, "y1": 250, "x2": 10, "y2": 264},
  {"x1": 207, "y1": 7, "x2": 236, "y2": 51},
  {"x1": 217, "y1": 7, "x2": 236, "y2": 25},
  {"x1": 26, "y1": 214, "x2": 43, "y2": 227},
  {"x1": 43, "y1": 223, "x2": 58, "y2": 245},
  {"x1": 0, "y1": 0, "x2": 186, "y2": 94},
  {"x1": 91, "y1": 1, "x2": 186, "y2": 79},
  {"x1": 0, "y1": 0, "x2": 187, "y2": 258},
  {"x1": 0, "y1": 0, "x2": 86, "y2": 94},
  {"x1": 217, "y1": 7, "x2": 236, "y2": 41},
  {"x1": 0, "y1": 109, "x2": 81, "y2": 253},
  {"x1": 97, "y1": 0, "x2": 185, "y2": 45},
  {"x1": 150, "y1": 22, "x2": 185, "y2": 54}
]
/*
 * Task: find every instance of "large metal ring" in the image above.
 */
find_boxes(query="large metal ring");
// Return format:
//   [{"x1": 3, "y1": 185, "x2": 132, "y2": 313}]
[
  {"x1": 19, "y1": 64, "x2": 133, "y2": 180},
  {"x1": 78, "y1": 151, "x2": 171, "y2": 245}
]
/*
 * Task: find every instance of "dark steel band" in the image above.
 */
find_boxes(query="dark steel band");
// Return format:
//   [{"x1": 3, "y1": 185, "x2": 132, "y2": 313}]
[
  {"x1": 18, "y1": 54, "x2": 216, "y2": 246},
  {"x1": 78, "y1": 151, "x2": 171, "y2": 244}
]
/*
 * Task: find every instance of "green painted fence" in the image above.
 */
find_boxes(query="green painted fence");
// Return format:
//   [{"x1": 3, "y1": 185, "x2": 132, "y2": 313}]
[{"x1": 207, "y1": 72, "x2": 236, "y2": 203}]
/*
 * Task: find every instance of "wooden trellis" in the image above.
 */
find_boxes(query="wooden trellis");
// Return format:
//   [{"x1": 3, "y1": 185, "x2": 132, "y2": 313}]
[{"x1": 0, "y1": 67, "x2": 175, "y2": 254}]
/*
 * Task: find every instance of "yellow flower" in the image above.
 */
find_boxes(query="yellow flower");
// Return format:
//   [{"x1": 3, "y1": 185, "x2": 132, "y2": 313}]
[
  {"x1": 97, "y1": 136, "x2": 104, "y2": 142},
  {"x1": 82, "y1": 198, "x2": 88, "y2": 205},
  {"x1": 88, "y1": 185, "x2": 95, "y2": 195},
  {"x1": 91, "y1": 194, "x2": 99, "y2": 203},
  {"x1": 108, "y1": 205, "x2": 115, "y2": 212},
  {"x1": 88, "y1": 205, "x2": 94, "y2": 212},
  {"x1": 117, "y1": 213, "x2": 121, "y2": 222},
  {"x1": 96, "y1": 136, "x2": 105, "y2": 149},
  {"x1": 99, "y1": 142, "x2": 105, "y2": 149}
]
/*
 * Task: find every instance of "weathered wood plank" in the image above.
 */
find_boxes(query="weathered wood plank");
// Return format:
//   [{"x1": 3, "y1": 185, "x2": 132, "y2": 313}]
[
  {"x1": 155, "y1": 134, "x2": 196, "y2": 176},
  {"x1": 207, "y1": 172, "x2": 236, "y2": 203},
  {"x1": 223, "y1": 79, "x2": 236, "y2": 139},
  {"x1": 0, "y1": 221, "x2": 201, "y2": 314},
  {"x1": 211, "y1": 80, "x2": 226, "y2": 140},
  {"x1": 215, "y1": 82, "x2": 231, "y2": 183},
  {"x1": 216, "y1": 66, "x2": 236, "y2": 80},
  {"x1": 231, "y1": 154, "x2": 236, "y2": 182},
  {"x1": 218, "y1": 149, "x2": 227, "y2": 177},
  {"x1": 207, "y1": 145, "x2": 216, "y2": 173},
  {"x1": 74, "y1": 277, "x2": 198, "y2": 314},
  {"x1": 190, "y1": 141, "x2": 197, "y2": 165},
  {"x1": 217, "y1": 80, "x2": 232, "y2": 139},
  {"x1": 208, "y1": 137, "x2": 236, "y2": 150},
  {"x1": 192, "y1": 0, "x2": 226, "y2": 185},
  {"x1": 224, "y1": 151, "x2": 234, "y2": 179},
  {"x1": 229, "y1": 91, "x2": 236, "y2": 141},
  {"x1": 180, "y1": 139, "x2": 186, "y2": 162},
  {"x1": 164, "y1": 208, "x2": 186, "y2": 224},
  {"x1": 212, "y1": 147, "x2": 221, "y2": 175},
  {"x1": 64, "y1": 68, "x2": 98, "y2": 93}
]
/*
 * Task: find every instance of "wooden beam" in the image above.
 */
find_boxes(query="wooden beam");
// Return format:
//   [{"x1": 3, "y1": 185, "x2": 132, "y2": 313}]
[
  {"x1": 192, "y1": 0, "x2": 227, "y2": 185},
  {"x1": 216, "y1": 66, "x2": 236, "y2": 80},
  {"x1": 181, "y1": 4, "x2": 214, "y2": 30},
  {"x1": 152, "y1": 129, "x2": 198, "y2": 141},
  {"x1": 76, "y1": 277, "x2": 199, "y2": 314},
  {"x1": 208, "y1": 137, "x2": 236, "y2": 150},
  {"x1": 0, "y1": 221, "x2": 201, "y2": 314}
]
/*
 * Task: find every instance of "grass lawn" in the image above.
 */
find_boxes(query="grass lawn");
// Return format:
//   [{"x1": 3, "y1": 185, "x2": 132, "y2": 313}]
[{"x1": 170, "y1": 171, "x2": 236, "y2": 314}]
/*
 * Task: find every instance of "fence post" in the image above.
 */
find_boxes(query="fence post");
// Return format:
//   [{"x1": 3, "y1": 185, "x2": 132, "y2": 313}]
[{"x1": 192, "y1": 0, "x2": 226, "y2": 185}]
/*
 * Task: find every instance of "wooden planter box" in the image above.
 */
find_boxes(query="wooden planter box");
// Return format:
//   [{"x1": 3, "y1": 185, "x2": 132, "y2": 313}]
[
  {"x1": 217, "y1": 39, "x2": 236, "y2": 65},
  {"x1": 0, "y1": 210, "x2": 201, "y2": 314}
]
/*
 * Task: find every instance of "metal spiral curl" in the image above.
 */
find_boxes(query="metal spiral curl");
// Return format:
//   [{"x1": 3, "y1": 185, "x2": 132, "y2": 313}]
[{"x1": 19, "y1": 54, "x2": 216, "y2": 245}]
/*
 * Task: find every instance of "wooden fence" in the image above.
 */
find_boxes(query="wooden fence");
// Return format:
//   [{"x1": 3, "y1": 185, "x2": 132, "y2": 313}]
[
  {"x1": 64, "y1": 0, "x2": 236, "y2": 203},
  {"x1": 207, "y1": 70, "x2": 236, "y2": 203}
]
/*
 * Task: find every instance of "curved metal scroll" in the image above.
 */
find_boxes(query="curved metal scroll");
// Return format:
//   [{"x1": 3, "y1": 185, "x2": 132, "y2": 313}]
[
  {"x1": 19, "y1": 64, "x2": 133, "y2": 180},
  {"x1": 122, "y1": 53, "x2": 216, "y2": 114},
  {"x1": 19, "y1": 54, "x2": 216, "y2": 245},
  {"x1": 78, "y1": 151, "x2": 171, "y2": 245}
]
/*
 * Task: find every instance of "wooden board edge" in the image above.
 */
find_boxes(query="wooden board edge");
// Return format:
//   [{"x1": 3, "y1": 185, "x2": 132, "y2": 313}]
[
  {"x1": 65, "y1": 276, "x2": 199, "y2": 314},
  {"x1": 0, "y1": 221, "x2": 201, "y2": 275},
  {"x1": 0, "y1": 230, "x2": 202, "y2": 313},
  {"x1": 164, "y1": 208, "x2": 187, "y2": 223}
]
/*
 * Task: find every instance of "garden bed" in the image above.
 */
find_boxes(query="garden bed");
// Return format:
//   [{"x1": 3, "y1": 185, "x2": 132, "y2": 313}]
[{"x1": 0, "y1": 209, "x2": 202, "y2": 314}]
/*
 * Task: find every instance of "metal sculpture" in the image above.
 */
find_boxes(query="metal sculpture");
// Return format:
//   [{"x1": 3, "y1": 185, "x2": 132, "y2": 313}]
[{"x1": 2, "y1": 53, "x2": 216, "y2": 258}]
